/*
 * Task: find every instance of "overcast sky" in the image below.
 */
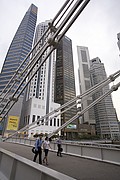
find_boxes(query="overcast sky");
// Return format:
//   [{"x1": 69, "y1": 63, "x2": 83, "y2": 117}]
[{"x1": 0, "y1": 0, "x2": 120, "y2": 120}]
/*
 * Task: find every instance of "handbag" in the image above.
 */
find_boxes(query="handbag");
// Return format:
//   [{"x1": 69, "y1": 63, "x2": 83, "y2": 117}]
[
  {"x1": 32, "y1": 147, "x2": 35, "y2": 153},
  {"x1": 60, "y1": 147, "x2": 63, "y2": 152}
]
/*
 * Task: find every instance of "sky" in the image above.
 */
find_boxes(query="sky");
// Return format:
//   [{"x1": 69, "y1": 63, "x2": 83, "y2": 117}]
[{"x1": 0, "y1": 0, "x2": 120, "y2": 120}]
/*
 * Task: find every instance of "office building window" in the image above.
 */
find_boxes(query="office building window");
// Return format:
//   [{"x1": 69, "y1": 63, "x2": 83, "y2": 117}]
[
  {"x1": 37, "y1": 116, "x2": 40, "y2": 125},
  {"x1": 57, "y1": 118, "x2": 59, "y2": 126},
  {"x1": 32, "y1": 115, "x2": 36, "y2": 122},
  {"x1": 54, "y1": 118, "x2": 56, "y2": 126},
  {"x1": 50, "y1": 119, "x2": 52, "y2": 126}
]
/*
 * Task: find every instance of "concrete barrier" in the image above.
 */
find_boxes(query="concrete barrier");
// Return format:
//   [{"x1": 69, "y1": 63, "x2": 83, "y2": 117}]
[
  {"x1": 6, "y1": 137, "x2": 120, "y2": 165},
  {"x1": 61, "y1": 142, "x2": 120, "y2": 165},
  {"x1": 0, "y1": 148, "x2": 75, "y2": 180}
]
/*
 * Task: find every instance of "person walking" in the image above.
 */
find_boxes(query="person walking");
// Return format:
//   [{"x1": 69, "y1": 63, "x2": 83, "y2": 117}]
[
  {"x1": 33, "y1": 135, "x2": 43, "y2": 164},
  {"x1": 43, "y1": 137, "x2": 52, "y2": 165},
  {"x1": 56, "y1": 137, "x2": 62, "y2": 157}
]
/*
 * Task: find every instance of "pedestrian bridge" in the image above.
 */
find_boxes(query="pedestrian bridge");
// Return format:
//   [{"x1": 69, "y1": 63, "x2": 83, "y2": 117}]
[{"x1": 0, "y1": 138, "x2": 120, "y2": 180}]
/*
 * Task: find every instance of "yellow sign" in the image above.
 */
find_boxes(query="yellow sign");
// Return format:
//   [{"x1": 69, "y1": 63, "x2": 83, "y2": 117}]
[
  {"x1": 0, "y1": 117, "x2": 2, "y2": 121},
  {"x1": 6, "y1": 116, "x2": 19, "y2": 131}
]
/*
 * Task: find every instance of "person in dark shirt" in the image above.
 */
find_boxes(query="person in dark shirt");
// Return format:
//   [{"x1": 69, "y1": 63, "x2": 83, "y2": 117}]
[
  {"x1": 33, "y1": 135, "x2": 43, "y2": 164},
  {"x1": 56, "y1": 137, "x2": 62, "y2": 157}
]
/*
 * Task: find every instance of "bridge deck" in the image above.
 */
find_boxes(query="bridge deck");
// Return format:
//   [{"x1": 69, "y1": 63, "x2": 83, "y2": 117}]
[{"x1": 0, "y1": 142, "x2": 120, "y2": 180}]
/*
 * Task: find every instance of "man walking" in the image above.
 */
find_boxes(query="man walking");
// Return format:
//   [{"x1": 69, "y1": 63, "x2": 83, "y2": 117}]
[
  {"x1": 56, "y1": 137, "x2": 62, "y2": 157},
  {"x1": 33, "y1": 135, "x2": 43, "y2": 164}
]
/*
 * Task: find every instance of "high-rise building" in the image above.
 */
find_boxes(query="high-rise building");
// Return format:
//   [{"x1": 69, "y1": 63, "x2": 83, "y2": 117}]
[
  {"x1": 117, "y1": 33, "x2": 120, "y2": 51},
  {"x1": 21, "y1": 23, "x2": 78, "y2": 139},
  {"x1": 0, "y1": 4, "x2": 38, "y2": 137},
  {"x1": 0, "y1": 4, "x2": 38, "y2": 93},
  {"x1": 54, "y1": 36, "x2": 78, "y2": 139},
  {"x1": 26, "y1": 20, "x2": 56, "y2": 110},
  {"x1": 77, "y1": 46, "x2": 95, "y2": 125},
  {"x1": 20, "y1": 21, "x2": 61, "y2": 137},
  {"x1": 90, "y1": 57, "x2": 119, "y2": 139}
]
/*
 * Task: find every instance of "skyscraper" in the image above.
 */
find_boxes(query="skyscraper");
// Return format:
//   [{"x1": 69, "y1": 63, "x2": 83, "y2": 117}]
[
  {"x1": 54, "y1": 36, "x2": 78, "y2": 139},
  {"x1": 77, "y1": 46, "x2": 95, "y2": 125},
  {"x1": 26, "y1": 20, "x2": 56, "y2": 111},
  {"x1": 90, "y1": 57, "x2": 119, "y2": 139},
  {"x1": 0, "y1": 4, "x2": 38, "y2": 137},
  {"x1": 0, "y1": 4, "x2": 38, "y2": 93},
  {"x1": 117, "y1": 33, "x2": 120, "y2": 51},
  {"x1": 20, "y1": 21, "x2": 61, "y2": 137}
]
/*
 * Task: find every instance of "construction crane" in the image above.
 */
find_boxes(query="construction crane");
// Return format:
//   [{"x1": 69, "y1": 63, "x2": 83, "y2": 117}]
[{"x1": 0, "y1": 0, "x2": 120, "y2": 140}]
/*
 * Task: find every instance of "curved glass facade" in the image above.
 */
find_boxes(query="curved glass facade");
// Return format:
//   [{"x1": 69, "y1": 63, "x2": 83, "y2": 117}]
[{"x1": 0, "y1": 4, "x2": 37, "y2": 93}]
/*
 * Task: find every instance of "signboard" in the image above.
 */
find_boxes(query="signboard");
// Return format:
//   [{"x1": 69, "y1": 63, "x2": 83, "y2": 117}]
[
  {"x1": 67, "y1": 124, "x2": 77, "y2": 129},
  {"x1": 0, "y1": 117, "x2": 3, "y2": 131},
  {"x1": 6, "y1": 116, "x2": 19, "y2": 131}
]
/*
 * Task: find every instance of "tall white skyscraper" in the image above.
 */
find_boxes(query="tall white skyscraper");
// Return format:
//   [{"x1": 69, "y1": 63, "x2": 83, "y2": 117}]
[
  {"x1": 90, "y1": 57, "x2": 119, "y2": 139},
  {"x1": 20, "y1": 21, "x2": 61, "y2": 137},
  {"x1": 26, "y1": 20, "x2": 56, "y2": 106},
  {"x1": 77, "y1": 46, "x2": 95, "y2": 125}
]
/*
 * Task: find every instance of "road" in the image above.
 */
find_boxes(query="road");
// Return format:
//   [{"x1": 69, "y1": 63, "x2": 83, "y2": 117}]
[{"x1": 0, "y1": 141, "x2": 120, "y2": 180}]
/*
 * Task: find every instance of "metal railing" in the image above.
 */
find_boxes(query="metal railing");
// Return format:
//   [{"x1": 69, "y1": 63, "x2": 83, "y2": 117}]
[{"x1": 5, "y1": 137, "x2": 120, "y2": 166}]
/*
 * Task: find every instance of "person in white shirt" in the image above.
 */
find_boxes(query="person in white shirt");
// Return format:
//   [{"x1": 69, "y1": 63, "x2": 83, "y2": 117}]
[{"x1": 43, "y1": 137, "x2": 52, "y2": 165}]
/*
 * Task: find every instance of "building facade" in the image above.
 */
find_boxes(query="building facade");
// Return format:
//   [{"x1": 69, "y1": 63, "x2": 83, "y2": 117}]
[
  {"x1": 0, "y1": 4, "x2": 38, "y2": 93},
  {"x1": 20, "y1": 21, "x2": 61, "y2": 137},
  {"x1": 26, "y1": 20, "x2": 56, "y2": 109},
  {"x1": 54, "y1": 36, "x2": 78, "y2": 139},
  {"x1": 0, "y1": 4, "x2": 38, "y2": 136},
  {"x1": 21, "y1": 97, "x2": 61, "y2": 138},
  {"x1": 90, "y1": 57, "x2": 119, "y2": 139},
  {"x1": 117, "y1": 33, "x2": 120, "y2": 51},
  {"x1": 77, "y1": 46, "x2": 95, "y2": 125}
]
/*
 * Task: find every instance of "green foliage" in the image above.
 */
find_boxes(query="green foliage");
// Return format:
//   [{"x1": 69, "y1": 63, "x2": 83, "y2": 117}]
[
  {"x1": 78, "y1": 134, "x2": 100, "y2": 140},
  {"x1": 51, "y1": 134, "x2": 59, "y2": 139},
  {"x1": 33, "y1": 133, "x2": 44, "y2": 137},
  {"x1": 33, "y1": 133, "x2": 38, "y2": 138}
]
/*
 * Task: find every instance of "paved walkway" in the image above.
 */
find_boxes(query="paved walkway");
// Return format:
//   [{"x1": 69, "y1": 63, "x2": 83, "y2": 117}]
[{"x1": 0, "y1": 141, "x2": 120, "y2": 180}]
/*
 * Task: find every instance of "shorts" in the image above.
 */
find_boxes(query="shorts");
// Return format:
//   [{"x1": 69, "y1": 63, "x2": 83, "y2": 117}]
[{"x1": 44, "y1": 149, "x2": 49, "y2": 156}]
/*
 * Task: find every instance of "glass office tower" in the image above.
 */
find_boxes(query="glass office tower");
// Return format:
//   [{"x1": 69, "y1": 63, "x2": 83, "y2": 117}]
[
  {"x1": 54, "y1": 36, "x2": 78, "y2": 139},
  {"x1": 0, "y1": 4, "x2": 37, "y2": 136},
  {"x1": 0, "y1": 4, "x2": 38, "y2": 93}
]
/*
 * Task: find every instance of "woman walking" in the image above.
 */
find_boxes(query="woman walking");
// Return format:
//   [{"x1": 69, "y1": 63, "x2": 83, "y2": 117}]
[{"x1": 43, "y1": 137, "x2": 52, "y2": 165}]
